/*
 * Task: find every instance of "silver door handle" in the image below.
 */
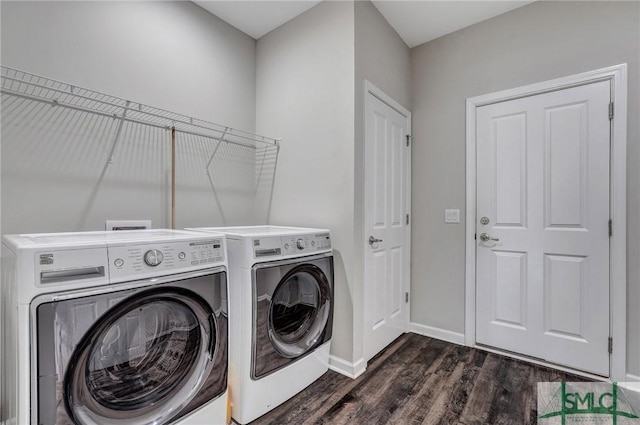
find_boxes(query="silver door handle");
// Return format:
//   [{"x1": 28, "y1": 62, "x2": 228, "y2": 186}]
[
  {"x1": 369, "y1": 236, "x2": 383, "y2": 245},
  {"x1": 479, "y1": 233, "x2": 499, "y2": 242}
]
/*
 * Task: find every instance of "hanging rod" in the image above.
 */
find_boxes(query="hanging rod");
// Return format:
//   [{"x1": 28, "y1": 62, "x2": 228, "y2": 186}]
[
  {"x1": 1, "y1": 80, "x2": 274, "y2": 146},
  {"x1": 0, "y1": 65, "x2": 280, "y2": 148},
  {"x1": 1, "y1": 87, "x2": 264, "y2": 150}
]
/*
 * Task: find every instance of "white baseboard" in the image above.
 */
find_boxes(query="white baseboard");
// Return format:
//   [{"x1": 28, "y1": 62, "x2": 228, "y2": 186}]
[
  {"x1": 410, "y1": 323, "x2": 465, "y2": 346},
  {"x1": 328, "y1": 355, "x2": 366, "y2": 379},
  {"x1": 620, "y1": 374, "x2": 640, "y2": 393},
  {"x1": 626, "y1": 373, "x2": 640, "y2": 382}
]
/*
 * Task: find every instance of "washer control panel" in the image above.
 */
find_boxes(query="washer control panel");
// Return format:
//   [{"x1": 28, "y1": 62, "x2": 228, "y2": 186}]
[
  {"x1": 253, "y1": 233, "x2": 331, "y2": 258},
  {"x1": 109, "y1": 238, "x2": 225, "y2": 281}
]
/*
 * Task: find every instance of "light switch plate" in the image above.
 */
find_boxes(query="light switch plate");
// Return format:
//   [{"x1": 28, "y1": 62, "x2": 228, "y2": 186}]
[{"x1": 445, "y1": 209, "x2": 460, "y2": 224}]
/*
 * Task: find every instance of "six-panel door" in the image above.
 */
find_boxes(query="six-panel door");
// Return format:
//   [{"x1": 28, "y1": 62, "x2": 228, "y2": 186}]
[{"x1": 475, "y1": 80, "x2": 611, "y2": 376}]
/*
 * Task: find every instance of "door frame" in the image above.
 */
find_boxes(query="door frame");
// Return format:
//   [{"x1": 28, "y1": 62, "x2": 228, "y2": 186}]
[
  {"x1": 363, "y1": 80, "x2": 412, "y2": 362},
  {"x1": 464, "y1": 64, "x2": 628, "y2": 380}
]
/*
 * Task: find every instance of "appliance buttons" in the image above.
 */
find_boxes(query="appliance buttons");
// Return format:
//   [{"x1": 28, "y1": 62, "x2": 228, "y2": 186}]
[
  {"x1": 296, "y1": 239, "x2": 305, "y2": 250},
  {"x1": 144, "y1": 249, "x2": 163, "y2": 267},
  {"x1": 114, "y1": 258, "x2": 124, "y2": 267}
]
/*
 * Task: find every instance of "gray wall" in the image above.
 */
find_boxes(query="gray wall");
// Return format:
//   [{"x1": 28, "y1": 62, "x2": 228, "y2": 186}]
[
  {"x1": 354, "y1": 0, "x2": 411, "y2": 363},
  {"x1": 2, "y1": 0, "x2": 637, "y2": 378},
  {"x1": 255, "y1": 0, "x2": 411, "y2": 368},
  {"x1": 255, "y1": 1, "x2": 356, "y2": 362},
  {"x1": 410, "y1": 1, "x2": 640, "y2": 375},
  {"x1": 1, "y1": 1, "x2": 255, "y2": 130},
  {"x1": 1, "y1": 1, "x2": 262, "y2": 234}
]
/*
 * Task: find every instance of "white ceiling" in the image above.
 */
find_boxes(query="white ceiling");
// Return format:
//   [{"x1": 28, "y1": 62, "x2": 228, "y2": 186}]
[
  {"x1": 193, "y1": 1, "x2": 322, "y2": 40},
  {"x1": 194, "y1": 0, "x2": 535, "y2": 48},
  {"x1": 371, "y1": 1, "x2": 535, "y2": 48}
]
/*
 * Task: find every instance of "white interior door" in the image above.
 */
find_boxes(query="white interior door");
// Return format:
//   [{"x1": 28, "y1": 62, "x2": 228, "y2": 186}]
[
  {"x1": 475, "y1": 80, "x2": 611, "y2": 376},
  {"x1": 364, "y1": 84, "x2": 411, "y2": 363}
]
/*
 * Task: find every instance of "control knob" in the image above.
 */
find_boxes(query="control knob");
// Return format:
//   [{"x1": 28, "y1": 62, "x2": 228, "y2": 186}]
[
  {"x1": 296, "y1": 238, "x2": 305, "y2": 250},
  {"x1": 144, "y1": 249, "x2": 164, "y2": 267}
]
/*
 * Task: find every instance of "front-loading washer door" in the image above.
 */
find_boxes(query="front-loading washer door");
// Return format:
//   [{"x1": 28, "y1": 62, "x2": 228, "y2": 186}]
[
  {"x1": 33, "y1": 269, "x2": 227, "y2": 425},
  {"x1": 252, "y1": 254, "x2": 333, "y2": 379}
]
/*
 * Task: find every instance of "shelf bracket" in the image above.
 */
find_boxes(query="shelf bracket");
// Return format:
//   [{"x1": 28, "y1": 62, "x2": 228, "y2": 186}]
[
  {"x1": 106, "y1": 101, "x2": 130, "y2": 165},
  {"x1": 205, "y1": 127, "x2": 229, "y2": 175},
  {"x1": 171, "y1": 126, "x2": 176, "y2": 230},
  {"x1": 265, "y1": 143, "x2": 280, "y2": 224}
]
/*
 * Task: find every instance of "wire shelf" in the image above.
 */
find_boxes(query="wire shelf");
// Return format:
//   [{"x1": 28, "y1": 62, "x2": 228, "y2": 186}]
[{"x1": 0, "y1": 65, "x2": 280, "y2": 149}]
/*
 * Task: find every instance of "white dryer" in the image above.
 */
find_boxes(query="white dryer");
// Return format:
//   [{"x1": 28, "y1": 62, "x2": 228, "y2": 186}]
[
  {"x1": 1, "y1": 229, "x2": 230, "y2": 425},
  {"x1": 186, "y1": 226, "x2": 333, "y2": 424}
]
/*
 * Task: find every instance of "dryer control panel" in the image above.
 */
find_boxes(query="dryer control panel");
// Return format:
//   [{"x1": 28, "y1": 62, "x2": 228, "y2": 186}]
[
  {"x1": 109, "y1": 238, "x2": 225, "y2": 282},
  {"x1": 253, "y1": 233, "x2": 331, "y2": 258}
]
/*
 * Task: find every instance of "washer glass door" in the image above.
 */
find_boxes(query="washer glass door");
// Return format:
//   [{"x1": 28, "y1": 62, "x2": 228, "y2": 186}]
[
  {"x1": 64, "y1": 288, "x2": 214, "y2": 425},
  {"x1": 34, "y1": 270, "x2": 227, "y2": 425}
]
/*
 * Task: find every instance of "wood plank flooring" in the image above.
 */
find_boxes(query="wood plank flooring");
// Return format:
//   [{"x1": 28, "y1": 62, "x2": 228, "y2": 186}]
[{"x1": 249, "y1": 333, "x2": 589, "y2": 425}]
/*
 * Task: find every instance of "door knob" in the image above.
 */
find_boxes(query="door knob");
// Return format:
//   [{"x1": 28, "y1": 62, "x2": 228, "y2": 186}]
[
  {"x1": 479, "y1": 233, "x2": 499, "y2": 242},
  {"x1": 368, "y1": 236, "x2": 383, "y2": 245}
]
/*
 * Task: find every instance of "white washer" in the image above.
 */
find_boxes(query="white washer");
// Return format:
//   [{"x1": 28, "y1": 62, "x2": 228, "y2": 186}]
[
  {"x1": 186, "y1": 226, "x2": 333, "y2": 424},
  {"x1": 1, "y1": 229, "x2": 230, "y2": 425}
]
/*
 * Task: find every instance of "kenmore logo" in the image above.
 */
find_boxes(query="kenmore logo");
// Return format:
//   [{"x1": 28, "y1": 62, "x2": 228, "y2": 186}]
[{"x1": 39, "y1": 254, "x2": 54, "y2": 265}]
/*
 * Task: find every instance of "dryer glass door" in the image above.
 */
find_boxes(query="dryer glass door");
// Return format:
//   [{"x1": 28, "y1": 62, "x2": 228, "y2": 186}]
[
  {"x1": 253, "y1": 255, "x2": 333, "y2": 378},
  {"x1": 270, "y1": 267, "x2": 325, "y2": 349}
]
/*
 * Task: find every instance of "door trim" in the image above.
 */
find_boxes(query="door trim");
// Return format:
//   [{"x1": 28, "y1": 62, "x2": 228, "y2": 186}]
[
  {"x1": 363, "y1": 80, "x2": 412, "y2": 362},
  {"x1": 464, "y1": 64, "x2": 627, "y2": 380}
]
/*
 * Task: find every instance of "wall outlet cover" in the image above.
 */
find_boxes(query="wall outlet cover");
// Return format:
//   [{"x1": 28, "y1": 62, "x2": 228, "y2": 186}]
[{"x1": 105, "y1": 220, "x2": 152, "y2": 231}]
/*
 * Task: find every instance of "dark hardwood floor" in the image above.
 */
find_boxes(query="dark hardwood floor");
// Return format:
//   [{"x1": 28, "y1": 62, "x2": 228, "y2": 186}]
[{"x1": 249, "y1": 333, "x2": 588, "y2": 425}]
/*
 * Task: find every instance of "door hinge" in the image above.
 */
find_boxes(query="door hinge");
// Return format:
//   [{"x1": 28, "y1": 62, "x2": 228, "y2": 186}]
[
  {"x1": 609, "y1": 102, "x2": 614, "y2": 120},
  {"x1": 405, "y1": 292, "x2": 409, "y2": 303},
  {"x1": 609, "y1": 219, "x2": 613, "y2": 237},
  {"x1": 406, "y1": 214, "x2": 410, "y2": 225},
  {"x1": 608, "y1": 337, "x2": 613, "y2": 354},
  {"x1": 406, "y1": 135, "x2": 411, "y2": 147}
]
